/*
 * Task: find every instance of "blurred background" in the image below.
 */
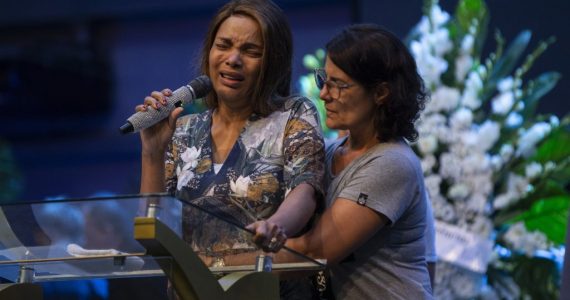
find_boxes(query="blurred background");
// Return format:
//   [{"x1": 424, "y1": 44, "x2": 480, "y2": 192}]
[{"x1": 0, "y1": 0, "x2": 568, "y2": 299}]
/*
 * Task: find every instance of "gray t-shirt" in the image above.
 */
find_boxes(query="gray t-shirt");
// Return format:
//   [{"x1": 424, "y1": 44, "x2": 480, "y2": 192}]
[{"x1": 325, "y1": 137, "x2": 433, "y2": 300}]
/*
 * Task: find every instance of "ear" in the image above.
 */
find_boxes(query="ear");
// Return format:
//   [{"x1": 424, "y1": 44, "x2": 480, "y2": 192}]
[{"x1": 374, "y1": 82, "x2": 390, "y2": 106}]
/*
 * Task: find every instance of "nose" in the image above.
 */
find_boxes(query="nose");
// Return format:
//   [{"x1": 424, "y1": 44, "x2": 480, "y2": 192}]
[
  {"x1": 319, "y1": 84, "x2": 332, "y2": 103},
  {"x1": 226, "y1": 50, "x2": 242, "y2": 68}
]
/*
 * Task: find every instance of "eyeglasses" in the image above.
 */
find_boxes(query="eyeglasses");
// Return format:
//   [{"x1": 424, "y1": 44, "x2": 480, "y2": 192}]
[{"x1": 314, "y1": 68, "x2": 354, "y2": 100}]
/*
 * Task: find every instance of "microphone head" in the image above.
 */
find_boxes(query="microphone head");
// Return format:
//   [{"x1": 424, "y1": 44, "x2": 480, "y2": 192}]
[{"x1": 189, "y1": 75, "x2": 212, "y2": 98}]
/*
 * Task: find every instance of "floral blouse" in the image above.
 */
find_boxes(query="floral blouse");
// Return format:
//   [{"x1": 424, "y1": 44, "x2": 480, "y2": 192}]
[{"x1": 165, "y1": 96, "x2": 325, "y2": 256}]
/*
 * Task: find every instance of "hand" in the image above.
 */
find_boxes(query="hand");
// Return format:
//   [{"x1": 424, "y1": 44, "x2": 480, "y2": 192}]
[
  {"x1": 246, "y1": 220, "x2": 287, "y2": 253},
  {"x1": 135, "y1": 88, "x2": 184, "y2": 156}
]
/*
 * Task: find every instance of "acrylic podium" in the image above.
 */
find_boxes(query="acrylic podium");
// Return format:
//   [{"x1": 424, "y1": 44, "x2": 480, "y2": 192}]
[{"x1": 0, "y1": 193, "x2": 325, "y2": 300}]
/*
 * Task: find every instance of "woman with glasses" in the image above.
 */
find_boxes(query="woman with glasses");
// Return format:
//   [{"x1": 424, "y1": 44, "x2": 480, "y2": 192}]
[{"x1": 250, "y1": 23, "x2": 432, "y2": 299}]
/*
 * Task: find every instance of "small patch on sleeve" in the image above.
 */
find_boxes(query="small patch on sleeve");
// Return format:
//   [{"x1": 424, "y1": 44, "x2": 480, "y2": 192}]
[{"x1": 357, "y1": 193, "x2": 368, "y2": 206}]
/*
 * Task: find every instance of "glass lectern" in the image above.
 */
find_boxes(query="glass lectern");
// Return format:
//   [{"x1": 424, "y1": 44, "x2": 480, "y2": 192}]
[{"x1": 0, "y1": 193, "x2": 325, "y2": 300}]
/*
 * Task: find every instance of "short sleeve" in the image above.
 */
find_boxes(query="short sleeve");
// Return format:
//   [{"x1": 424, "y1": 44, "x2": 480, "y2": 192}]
[
  {"x1": 337, "y1": 151, "x2": 418, "y2": 225},
  {"x1": 283, "y1": 97, "x2": 325, "y2": 197}
]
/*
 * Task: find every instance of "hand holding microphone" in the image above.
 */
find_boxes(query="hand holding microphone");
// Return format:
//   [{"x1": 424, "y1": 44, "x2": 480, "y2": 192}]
[{"x1": 119, "y1": 75, "x2": 212, "y2": 134}]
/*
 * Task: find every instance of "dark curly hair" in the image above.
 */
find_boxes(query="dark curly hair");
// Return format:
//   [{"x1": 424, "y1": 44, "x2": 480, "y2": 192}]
[{"x1": 326, "y1": 24, "x2": 427, "y2": 142}]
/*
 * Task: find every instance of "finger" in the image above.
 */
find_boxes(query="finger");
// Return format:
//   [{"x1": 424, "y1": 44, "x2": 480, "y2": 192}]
[
  {"x1": 135, "y1": 104, "x2": 148, "y2": 112},
  {"x1": 168, "y1": 107, "x2": 184, "y2": 129},
  {"x1": 150, "y1": 90, "x2": 168, "y2": 105},
  {"x1": 161, "y1": 88, "x2": 173, "y2": 96},
  {"x1": 252, "y1": 222, "x2": 271, "y2": 245},
  {"x1": 144, "y1": 96, "x2": 160, "y2": 110}
]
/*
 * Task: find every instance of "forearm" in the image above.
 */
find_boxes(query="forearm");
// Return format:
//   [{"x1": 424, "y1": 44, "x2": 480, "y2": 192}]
[
  {"x1": 286, "y1": 199, "x2": 388, "y2": 264},
  {"x1": 267, "y1": 183, "x2": 316, "y2": 237},
  {"x1": 140, "y1": 151, "x2": 166, "y2": 193}
]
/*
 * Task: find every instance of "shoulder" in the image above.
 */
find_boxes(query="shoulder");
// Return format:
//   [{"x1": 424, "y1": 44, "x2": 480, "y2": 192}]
[
  {"x1": 362, "y1": 141, "x2": 421, "y2": 179},
  {"x1": 176, "y1": 111, "x2": 209, "y2": 126},
  {"x1": 173, "y1": 111, "x2": 211, "y2": 138},
  {"x1": 281, "y1": 95, "x2": 318, "y2": 113}
]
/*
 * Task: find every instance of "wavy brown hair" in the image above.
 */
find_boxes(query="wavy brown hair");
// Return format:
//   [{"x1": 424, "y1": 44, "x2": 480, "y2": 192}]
[
  {"x1": 326, "y1": 24, "x2": 427, "y2": 142},
  {"x1": 200, "y1": 0, "x2": 292, "y2": 116}
]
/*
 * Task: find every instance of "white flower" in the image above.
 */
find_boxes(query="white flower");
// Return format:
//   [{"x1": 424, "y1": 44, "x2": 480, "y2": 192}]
[
  {"x1": 491, "y1": 92, "x2": 515, "y2": 115},
  {"x1": 544, "y1": 161, "x2": 556, "y2": 172},
  {"x1": 230, "y1": 175, "x2": 251, "y2": 198},
  {"x1": 460, "y1": 72, "x2": 483, "y2": 109},
  {"x1": 455, "y1": 54, "x2": 473, "y2": 81},
  {"x1": 475, "y1": 121, "x2": 500, "y2": 152},
  {"x1": 425, "y1": 174, "x2": 443, "y2": 198},
  {"x1": 503, "y1": 222, "x2": 526, "y2": 247},
  {"x1": 430, "y1": 5, "x2": 450, "y2": 27},
  {"x1": 439, "y1": 203, "x2": 456, "y2": 222},
  {"x1": 440, "y1": 152, "x2": 461, "y2": 181},
  {"x1": 416, "y1": 16, "x2": 430, "y2": 35},
  {"x1": 466, "y1": 193, "x2": 490, "y2": 215},
  {"x1": 507, "y1": 173, "x2": 530, "y2": 198},
  {"x1": 490, "y1": 154, "x2": 503, "y2": 171},
  {"x1": 493, "y1": 173, "x2": 530, "y2": 209},
  {"x1": 432, "y1": 29, "x2": 454, "y2": 56},
  {"x1": 176, "y1": 168, "x2": 195, "y2": 191},
  {"x1": 503, "y1": 222, "x2": 550, "y2": 257},
  {"x1": 421, "y1": 155, "x2": 436, "y2": 174},
  {"x1": 460, "y1": 34, "x2": 475, "y2": 53},
  {"x1": 493, "y1": 193, "x2": 515, "y2": 210},
  {"x1": 477, "y1": 65, "x2": 487, "y2": 78},
  {"x1": 525, "y1": 162, "x2": 543, "y2": 179},
  {"x1": 430, "y1": 86, "x2": 461, "y2": 112},
  {"x1": 506, "y1": 112, "x2": 523, "y2": 128},
  {"x1": 418, "y1": 135, "x2": 438, "y2": 154},
  {"x1": 550, "y1": 115, "x2": 560, "y2": 127},
  {"x1": 500, "y1": 144, "x2": 514, "y2": 161},
  {"x1": 516, "y1": 122, "x2": 552, "y2": 158},
  {"x1": 414, "y1": 50, "x2": 449, "y2": 86},
  {"x1": 497, "y1": 77, "x2": 514, "y2": 93},
  {"x1": 450, "y1": 108, "x2": 473, "y2": 129},
  {"x1": 181, "y1": 146, "x2": 201, "y2": 170},
  {"x1": 448, "y1": 183, "x2": 471, "y2": 200}
]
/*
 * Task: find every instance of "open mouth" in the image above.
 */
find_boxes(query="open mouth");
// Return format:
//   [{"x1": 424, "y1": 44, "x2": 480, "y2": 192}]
[{"x1": 220, "y1": 72, "x2": 244, "y2": 81}]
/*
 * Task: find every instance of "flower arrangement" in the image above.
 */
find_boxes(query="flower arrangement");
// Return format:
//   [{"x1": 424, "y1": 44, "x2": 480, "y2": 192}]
[{"x1": 298, "y1": 0, "x2": 569, "y2": 298}]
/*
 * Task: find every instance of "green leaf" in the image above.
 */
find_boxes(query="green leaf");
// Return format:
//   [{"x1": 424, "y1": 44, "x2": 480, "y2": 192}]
[
  {"x1": 521, "y1": 72, "x2": 561, "y2": 118},
  {"x1": 533, "y1": 125, "x2": 570, "y2": 162},
  {"x1": 493, "y1": 30, "x2": 532, "y2": 79},
  {"x1": 482, "y1": 31, "x2": 532, "y2": 101},
  {"x1": 493, "y1": 179, "x2": 568, "y2": 225},
  {"x1": 510, "y1": 195, "x2": 570, "y2": 245},
  {"x1": 455, "y1": 0, "x2": 487, "y2": 32},
  {"x1": 511, "y1": 255, "x2": 560, "y2": 299}
]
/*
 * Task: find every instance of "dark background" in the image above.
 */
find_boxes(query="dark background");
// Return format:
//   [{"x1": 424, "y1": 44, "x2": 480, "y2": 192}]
[{"x1": 0, "y1": 0, "x2": 568, "y2": 298}]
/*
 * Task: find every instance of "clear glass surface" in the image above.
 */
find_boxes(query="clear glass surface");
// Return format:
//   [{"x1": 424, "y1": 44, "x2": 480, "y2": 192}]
[{"x1": 0, "y1": 194, "x2": 324, "y2": 283}]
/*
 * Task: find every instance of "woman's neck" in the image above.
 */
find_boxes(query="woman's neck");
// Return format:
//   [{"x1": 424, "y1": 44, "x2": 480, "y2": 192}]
[
  {"x1": 345, "y1": 122, "x2": 380, "y2": 152},
  {"x1": 214, "y1": 102, "x2": 253, "y2": 125}
]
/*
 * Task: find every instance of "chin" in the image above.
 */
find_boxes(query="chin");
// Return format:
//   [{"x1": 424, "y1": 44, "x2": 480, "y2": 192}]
[{"x1": 326, "y1": 121, "x2": 340, "y2": 130}]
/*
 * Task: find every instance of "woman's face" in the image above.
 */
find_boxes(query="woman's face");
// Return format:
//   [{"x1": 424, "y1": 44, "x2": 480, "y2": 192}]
[
  {"x1": 209, "y1": 15, "x2": 263, "y2": 106},
  {"x1": 319, "y1": 57, "x2": 377, "y2": 131}
]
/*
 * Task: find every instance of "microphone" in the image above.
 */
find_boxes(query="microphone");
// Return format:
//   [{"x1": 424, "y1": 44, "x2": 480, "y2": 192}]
[{"x1": 119, "y1": 75, "x2": 212, "y2": 134}]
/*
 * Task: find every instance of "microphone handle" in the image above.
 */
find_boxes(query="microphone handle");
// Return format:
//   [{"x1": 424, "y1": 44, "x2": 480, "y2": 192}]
[{"x1": 120, "y1": 84, "x2": 195, "y2": 134}]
